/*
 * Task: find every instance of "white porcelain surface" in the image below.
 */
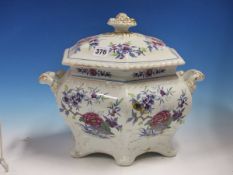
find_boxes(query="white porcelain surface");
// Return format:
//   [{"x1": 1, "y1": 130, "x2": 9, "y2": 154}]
[
  {"x1": 39, "y1": 13, "x2": 204, "y2": 166},
  {"x1": 62, "y1": 13, "x2": 184, "y2": 70}
]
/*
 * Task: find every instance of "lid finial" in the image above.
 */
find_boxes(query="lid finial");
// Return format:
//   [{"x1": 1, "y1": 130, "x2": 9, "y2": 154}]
[{"x1": 107, "y1": 13, "x2": 137, "y2": 33}]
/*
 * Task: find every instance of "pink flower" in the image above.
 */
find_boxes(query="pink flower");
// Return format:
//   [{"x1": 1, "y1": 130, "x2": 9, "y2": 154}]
[
  {"x1": 89, "y1": 69, "x2": 97, "y2": 76},
  {"x1": 82, "y1": 112, "x2": 103, "y2": 127},
  {"x1": 150, "y1": 110, "x2": 170, "y2": 128},
  {"x1": 146, "y1": 69, "x2": 153, "y2": 77},
  {"x1": 151, "y1": 37, "x2": 165, "y2": 47}
]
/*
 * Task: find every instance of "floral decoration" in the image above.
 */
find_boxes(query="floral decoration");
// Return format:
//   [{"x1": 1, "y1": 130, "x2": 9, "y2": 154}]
[
  {"x1": 127, "y1": 87, "x2": 188, "y2": 137},
  {"x1": 108, "y1": 42, "x2": 146, "y2": 59},
  {"x1": 132, "y1": 68, "x2": 166, "y2": 78},
  {"x1": 144, "y1": 37, "x2": 165, "y2": 51},
  {"x1": 71, "y1": 35, "x2": 167, "y2": 59},
  {"x1": 59, "y1": 85, "x2": 123, "y2": 138},
  {"x1": 72, "y1": 36, "x2": 99, "y2": 52},
  {"x1": 76, "y1": 68, "x2": 112, "y2": 78},
  {"x1": 172, "y1": 90, "x2": 188, "y2": 122}
]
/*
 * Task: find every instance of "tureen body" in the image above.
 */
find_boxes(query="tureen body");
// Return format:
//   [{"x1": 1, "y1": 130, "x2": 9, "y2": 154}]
[{"x1": 39, "y1": 13, "x2": 204, "y2": 166}]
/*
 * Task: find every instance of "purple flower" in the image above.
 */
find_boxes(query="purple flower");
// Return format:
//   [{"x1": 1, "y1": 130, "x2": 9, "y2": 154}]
[
  {"x1": 172, "y1": 109, "x2": 184, "y2": 121},
  {"x1": 91, "y1": 93, "x2": 96, "y2": 99},
  {"x1": 62, "y1": 90, "x2": 85, "y2": 108},
  {"x1": 104, "y1": 117, "x2": 118, "y2": 128},
  {"x1": 144, "y1": 104, "x2": 150, "y2": 110},
  {"x1": 62, "y1": 96, "x2": 70, "y2": 104},
  {"x1": 177, "y1": 91, "x2": 188, "y2": 108},
  {"x1": 109, "y1": 42, "x2": 145, "y2": 59},
  {"x1": 65, "y1": 110, "x2": 69, "y2": 116},
  {"x1": 89, "y1": 39, "x2": 98, "y2": 48},
  {"x1": 104, "y1": 117, "x2": 122, "y2": 131},
  {"x1": 160, "y1": 90, "x2": 166, "y2": 96}
]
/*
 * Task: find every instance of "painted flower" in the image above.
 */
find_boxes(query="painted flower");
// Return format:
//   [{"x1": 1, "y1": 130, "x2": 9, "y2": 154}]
[
  {"x1": 146, "y1": 69, "x2": 153, "y2": 77},
  {"x1": 89, "y1": 38, "x2": 99, "y2": 49},
  {"x1": 89, "y1": 69, "x2": 97, "y2": 76},
  {"x1": 131, "y1": 91, "x2": 156, "y2": 114},
  {"x1": 172, "y1": 108, "x2": 185, "y2": 121},
  {"x1": 133, "y1": 68, "x2": 166, "y2": 79},
  {"x1": 149, "y1": 110, "x2": 170, "y2": 128},
  {"x1": 91, "y1": 92, "x2": 97, "y2": 99},
  {"x1": 141, "y1": 94, "x2": 155, "y2": 111},
  {"x1": 60, "y1": 86, "x2": 123, "y2": 139},
  {"x1": 73, "y1": 36, "x2": 99, "y2": 52},
  {"x1": 108, "y1": 107, "x2": 120, "y2": 116},
  {"x1": 62, "y1": 94, "x2": 70, "y2": 104},
  {"x1": 71, "y1": 92, "x2": 84, "y2": 106},
  {"x1": 77, "y1": 68, "x2": 112, "y2": 78},
  {"x1": 151, "y1": 38, "x2": 164, "y2": 47},
  {"x1": 81, "y1": 112, "x2": 103, "y2": 128},
  {"x1": 104, "y1": 117, "x2": 118, "y2": 128},
  {"x1": 62, "y1": 91, "x2": 84, "y2": 108},
  {"x1": 160, "y1": 89, "x2": 166, "y2": 96},
  {"x1": 109, "y1": 42, "x2": 145, "y2": 59},
  {"x1": 178, "y1": 96, "x2": 188, "y2": 108},
  {"x1": 144, "y1": 37, "x2": 165, "y2": 52}
]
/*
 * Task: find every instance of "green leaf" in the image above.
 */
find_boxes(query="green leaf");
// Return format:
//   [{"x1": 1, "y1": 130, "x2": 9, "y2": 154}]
[
  {"x1": 167, "y1": 118, "x2": 173, "y2": 126},
  {"x1": 140, "y1": 47, "x2": 147, "y2": 52},
  {"x1": 138, "y1": 121, "x2": 143, "y2": 125},
  {"x1": 128, "y1": 93, "x2": 135, "y2": 98},
  {"x1": 100, "y1": 122, "x2": 112, "y2": 134},
  {"x1": 64, "y1": 85, "x2": 69, "y2": 91},
  {"x1": 145, "y1": 120, "x2": 150, "y2": 126},
  {"x1": 117, "y1": 98, "x2": 124, "y2": 105},
  {"x1": 179, "y1": 120, "x2": 185, "y2": 124},
  {"x1": 112, "y1": 53, "x2": 118, "y2": 56}
]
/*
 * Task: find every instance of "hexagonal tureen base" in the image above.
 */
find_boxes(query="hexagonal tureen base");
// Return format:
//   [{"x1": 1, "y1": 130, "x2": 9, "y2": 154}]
[{"x1": 44, "y1": 70, "x2": 193, "y2": 166}]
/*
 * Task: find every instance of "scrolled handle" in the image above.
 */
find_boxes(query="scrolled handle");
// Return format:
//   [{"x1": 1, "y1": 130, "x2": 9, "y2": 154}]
[
  {"x1": 39, "y1": 70, "x2": 66, "y2": 93},
  {"x1": 178, "y1": 69, "x2": 205, "y2": 93}
]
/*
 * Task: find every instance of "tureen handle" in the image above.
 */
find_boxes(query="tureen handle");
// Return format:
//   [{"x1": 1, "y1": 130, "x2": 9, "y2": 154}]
[
  {"x1": 177, "y1": 69, "x2": 205, "y2": 93},
  {"x1": 107, "y1": 13, "x2": 137, "y2": 33},
  {"x1": 39, "y1": 70, "x2": 66, "y2": 93}
]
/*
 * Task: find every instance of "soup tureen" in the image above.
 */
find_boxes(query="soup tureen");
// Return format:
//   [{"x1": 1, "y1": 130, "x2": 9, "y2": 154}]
[{"x1": 39, "y1": 13, "x2": 204, "y2": 166}]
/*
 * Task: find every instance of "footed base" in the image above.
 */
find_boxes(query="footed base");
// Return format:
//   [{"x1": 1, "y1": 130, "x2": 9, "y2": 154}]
[
  {"x1": 70, "y1": 149, "x2": 177, "y2": 166},
  {"x1": 70, "y1": 138, "x2": 177, "y2": 166}
]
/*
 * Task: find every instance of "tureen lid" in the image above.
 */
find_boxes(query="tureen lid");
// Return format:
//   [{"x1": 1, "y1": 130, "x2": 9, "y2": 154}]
[{"x1": 62, "y1": 13, "x2": 185, "y2": 70}]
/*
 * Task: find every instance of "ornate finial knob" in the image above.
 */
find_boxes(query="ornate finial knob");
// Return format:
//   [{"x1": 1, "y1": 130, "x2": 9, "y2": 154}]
[{"x1": 107, "y1": 13, "x2": 137, "y2": 33}]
